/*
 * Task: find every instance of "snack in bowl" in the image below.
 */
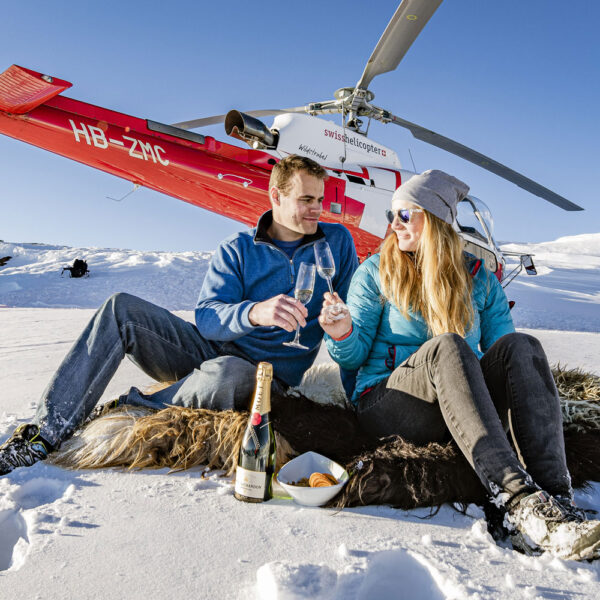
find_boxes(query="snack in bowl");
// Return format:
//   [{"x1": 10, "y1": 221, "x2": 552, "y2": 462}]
[
  {"x1": 308, "y1": 472, "x2": 338, "y2": 487},
  {"x1": 289, "y1": 472, "x2": 339, "y2": 487},
  {"x1": 289, "y1": 477, "x2": 310, "y2": 487},
  {"x1": 277, "y1": 451, "x2": 349, "y2": 507}
]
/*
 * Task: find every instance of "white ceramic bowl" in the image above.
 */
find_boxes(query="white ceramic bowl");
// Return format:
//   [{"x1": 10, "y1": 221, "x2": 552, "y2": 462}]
[{"x1": 277, "y1": 451, "x2": 349, "y2": 507}]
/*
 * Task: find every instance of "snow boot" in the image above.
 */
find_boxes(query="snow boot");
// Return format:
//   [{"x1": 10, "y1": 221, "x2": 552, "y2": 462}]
[
  {"x1": 508, "y1": 490, "x2": 600, "y2": 560},
  {"x1": 0, "y1": 424, "x2": 51, "y2": 475}
]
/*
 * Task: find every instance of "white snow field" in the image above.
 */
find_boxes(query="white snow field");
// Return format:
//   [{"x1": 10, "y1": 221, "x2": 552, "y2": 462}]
[{"x1": 0, "y1": 235, "x2": 599, "y2": 599}]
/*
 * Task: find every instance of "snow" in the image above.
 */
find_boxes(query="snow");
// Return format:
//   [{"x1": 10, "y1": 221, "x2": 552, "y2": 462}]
[
  {"x1": 0, "y1": 241, "x2": 211, "y2": 309},
  {"x1": 501, "y1": 234, "x2": 600, "y2": 333},
  {"x1": 1, "y1": 235, "x2": 600, "y2": 599}
]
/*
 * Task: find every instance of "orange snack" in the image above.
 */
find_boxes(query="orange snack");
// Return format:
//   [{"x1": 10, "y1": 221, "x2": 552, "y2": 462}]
[{"x1": 308, "y1": 472, "x2": 338, "y2": 487}]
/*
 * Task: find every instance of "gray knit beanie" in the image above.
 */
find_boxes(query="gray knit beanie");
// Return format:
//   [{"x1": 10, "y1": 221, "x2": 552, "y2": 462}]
[{"x1": 392, "y1": 170, "x2": 470, "y2": 224}]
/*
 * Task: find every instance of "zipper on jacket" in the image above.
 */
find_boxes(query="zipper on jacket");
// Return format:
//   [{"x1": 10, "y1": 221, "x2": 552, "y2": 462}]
[
  {"x1": 255, "y1": 240, "x2": 295, "y2": 285},
  {"x1": 289, "y1": 240, "x2": 321, "y2": 286},
  {"x1": 256, "y1": 238, "x2": 321, "y2": 287}
]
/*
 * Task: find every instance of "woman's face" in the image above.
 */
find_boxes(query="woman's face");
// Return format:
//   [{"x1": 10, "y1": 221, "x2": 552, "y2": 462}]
[{"x1": 389, "y1": 200, "x2": 425, "y2": 252}]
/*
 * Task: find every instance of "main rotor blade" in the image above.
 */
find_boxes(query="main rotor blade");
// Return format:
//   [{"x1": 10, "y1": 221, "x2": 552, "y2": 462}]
[
  {"x1": 389, "y1": 114, "x2": 583, "y2": 211},
  {"x1": 172, "y1": 107, "x2": 307, "y2": 130},
  {"x1": 356, "y1": 0, "x2": 443, "y2": 91}
]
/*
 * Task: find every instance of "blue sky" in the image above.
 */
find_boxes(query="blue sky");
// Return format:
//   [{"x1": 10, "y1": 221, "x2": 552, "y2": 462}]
[{"x1": 1, "y1": 0, "x2": 598, "y2": 251}]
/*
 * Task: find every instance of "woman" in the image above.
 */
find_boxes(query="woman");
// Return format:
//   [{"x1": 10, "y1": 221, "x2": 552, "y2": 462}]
[{"x1": 320, "y1": 169, "x2": 600, "y2": 561}]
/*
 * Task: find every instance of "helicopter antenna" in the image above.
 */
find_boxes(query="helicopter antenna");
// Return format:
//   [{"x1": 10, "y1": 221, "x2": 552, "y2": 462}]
[
  {"x1": 106, "y1": 184, "x2": 140, "y2": 202},
  {"x1": 408, "y1": 148, "x2": 417, "y2": 173}
]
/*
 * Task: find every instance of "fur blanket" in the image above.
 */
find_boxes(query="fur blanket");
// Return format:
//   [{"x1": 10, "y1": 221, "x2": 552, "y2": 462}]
[{"x1": 51, "y1": 365, "x2": 600, "y2": 510}]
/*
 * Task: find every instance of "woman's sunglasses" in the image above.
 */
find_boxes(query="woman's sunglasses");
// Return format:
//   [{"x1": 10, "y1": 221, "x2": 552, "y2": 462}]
[{"x1": 385, "y1": 208, "x2": 423, "y2": 224}]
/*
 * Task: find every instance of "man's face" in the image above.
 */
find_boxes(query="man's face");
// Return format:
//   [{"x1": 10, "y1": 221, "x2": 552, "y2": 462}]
[{"x1": 270, "y1": 171, "x2": 324, "y2": 240}]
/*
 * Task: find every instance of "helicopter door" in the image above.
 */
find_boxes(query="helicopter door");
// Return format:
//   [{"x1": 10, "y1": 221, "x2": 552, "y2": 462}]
[
  {"x1": 323, "y1": 172, "x2": 346, "y2": 223},
  {"x1": 368, "y1": 167, "x2": 400, "y2": 192},
  {"x1": 344, "y1": 182, "x2": 391, "y2": 238}
]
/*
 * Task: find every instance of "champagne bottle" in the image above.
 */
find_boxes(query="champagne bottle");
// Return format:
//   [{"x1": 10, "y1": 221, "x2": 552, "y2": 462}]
[{"x1": 234, "y1": 362, "x2": 276, "y2": 502}]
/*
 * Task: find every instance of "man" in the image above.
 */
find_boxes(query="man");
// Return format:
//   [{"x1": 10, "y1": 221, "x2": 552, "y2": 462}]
[{"x1": 0, "y1": 155, "x2": 358, "y2": 475}]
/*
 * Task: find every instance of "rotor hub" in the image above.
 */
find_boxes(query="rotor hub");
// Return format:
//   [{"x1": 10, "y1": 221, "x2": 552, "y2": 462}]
[{"x1": 334, "y1": 87, "x2": 375, "y2": 103}]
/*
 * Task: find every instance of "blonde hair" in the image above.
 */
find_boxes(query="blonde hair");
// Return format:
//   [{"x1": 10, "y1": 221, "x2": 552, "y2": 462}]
[{"x1": 379, "y1": 211, "x2": 474, "y2": 337}]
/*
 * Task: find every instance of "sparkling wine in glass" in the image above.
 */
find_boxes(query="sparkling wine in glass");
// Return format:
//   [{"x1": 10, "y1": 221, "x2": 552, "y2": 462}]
[
  {"x1": 314, "y1": 240, "x2": 336, "y2": 293},
  {"x1": 283, "y1": 262, "x2": 315, "y2": 350},
  {"x1": 313, "y1": 240, "x2": 347, "y2": 321}
]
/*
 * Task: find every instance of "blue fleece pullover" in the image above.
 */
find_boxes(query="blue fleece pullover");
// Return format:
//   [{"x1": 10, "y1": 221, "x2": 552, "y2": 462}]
[
  {"x1": 195, "y1": 211, "x2": 358, "y2": 387},
  {"x1": 325, "y1": 253, "x2": 515, "y2": 404}
]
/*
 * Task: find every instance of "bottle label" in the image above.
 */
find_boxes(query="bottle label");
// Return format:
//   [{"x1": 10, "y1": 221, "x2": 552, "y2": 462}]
[{"x1": 235, "y1": 465, "x2": 267, "y2": 499}]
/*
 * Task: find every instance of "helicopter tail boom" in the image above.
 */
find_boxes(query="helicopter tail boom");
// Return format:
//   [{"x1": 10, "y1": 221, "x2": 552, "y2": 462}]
[{"x1": 0, "y1": 66, "x2": 278, "y2": 230}]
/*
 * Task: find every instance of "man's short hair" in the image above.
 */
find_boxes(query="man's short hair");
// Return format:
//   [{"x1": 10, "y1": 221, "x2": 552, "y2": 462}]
[{"x1": 269, "y1": 154, "x2": 328, "y2": 195}]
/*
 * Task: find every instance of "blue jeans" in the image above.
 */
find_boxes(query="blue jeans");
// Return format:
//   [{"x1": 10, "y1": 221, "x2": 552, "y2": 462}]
[
  {"x1": 34, "y1": 293, "x2": 268, "y2": 447},
  {"x1": 357, "y1": 333, "x2": 571, "y2": 502}
]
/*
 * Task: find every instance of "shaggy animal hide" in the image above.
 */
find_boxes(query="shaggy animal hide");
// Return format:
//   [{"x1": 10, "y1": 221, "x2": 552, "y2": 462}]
[
  {"x1": 52, "y1": 405, "x2": 297, "y2": 477},
  {"x1": 52, "y1": 365, "x2": 600, "y2": 510}
]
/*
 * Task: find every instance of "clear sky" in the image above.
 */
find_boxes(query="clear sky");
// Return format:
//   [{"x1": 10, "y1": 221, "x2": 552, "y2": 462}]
[{"x1": 1, "y1": 0, "x2": 598, "y2": 251}]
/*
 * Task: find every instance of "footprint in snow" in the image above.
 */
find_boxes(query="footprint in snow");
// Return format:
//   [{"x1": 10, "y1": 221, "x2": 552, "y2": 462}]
[
  {"x1": 257, "y1": 562, "x2": 338, "y2": 600},
  {"x1": 10, "y1": 477, "x2": 70, "y2": 510},
  {"x1": 0, "y1": 476, "x2": 73, "y2": 573},
  {"x1": 255, "y1": 549, "x2": 451, "y2": 600},
  {"x1": 355, "y1": 549, "x2": 447, "y2": 600},
  {"x1": 0, "y1": 509, "x2": 29, "y2": 572}
]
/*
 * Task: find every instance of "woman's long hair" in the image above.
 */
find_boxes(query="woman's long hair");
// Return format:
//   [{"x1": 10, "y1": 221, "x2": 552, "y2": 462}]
[{"x1": 379, "y1": 211, "x2": 474, "y2": 337}]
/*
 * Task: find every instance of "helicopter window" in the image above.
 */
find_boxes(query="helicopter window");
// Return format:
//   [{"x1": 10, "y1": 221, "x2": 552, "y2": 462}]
[
  {"x1": 346, "y1": 174, "x2": 366, "y2": 185},
  {"x1": 456, "y1": 200, "x2": 488, "y2": 243},
  {"x1": 470, "y1": 197, "x2": 496, "y2": 239}
]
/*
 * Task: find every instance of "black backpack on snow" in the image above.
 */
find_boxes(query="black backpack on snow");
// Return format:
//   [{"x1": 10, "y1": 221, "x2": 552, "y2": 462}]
[{"x1": 61, "y1": 258, "x2": 90, "y2": 278}]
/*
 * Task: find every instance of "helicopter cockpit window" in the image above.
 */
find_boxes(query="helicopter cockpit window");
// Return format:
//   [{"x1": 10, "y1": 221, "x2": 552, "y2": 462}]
[
  {"x1": 456, "y1": 198, "x2": 489, "y2": 244},
  {"x1": 456, "y1": 196, "x2": 500, "y2": 274},
  {"x1": 471, "y1": 196, "x2": 495, "y2": 239},
  {"x1": 346, "y1": 174, "x2": 366, "y2": 185}
]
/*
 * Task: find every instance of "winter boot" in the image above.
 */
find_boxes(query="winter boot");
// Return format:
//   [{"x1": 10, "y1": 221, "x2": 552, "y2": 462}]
[
  {"x1": 554, "y1": 493, "x2": 594, "y2": 521},
  {"x1": 508, "y1": 490, "x2": 600, "y2": 560},
  {"x1": 0, "y1": 424, "x2": 51, "y2": 475}
]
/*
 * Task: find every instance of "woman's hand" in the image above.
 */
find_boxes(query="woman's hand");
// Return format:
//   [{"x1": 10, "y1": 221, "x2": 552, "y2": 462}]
[{"x1": 318, "y1": 292, "x2": 352, "y2": 340}]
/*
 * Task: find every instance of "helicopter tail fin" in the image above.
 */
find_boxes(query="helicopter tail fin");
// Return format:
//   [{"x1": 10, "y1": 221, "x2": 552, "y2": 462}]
[{"x1": 0, "y1": 65, "x2": 71, "y2": 114}]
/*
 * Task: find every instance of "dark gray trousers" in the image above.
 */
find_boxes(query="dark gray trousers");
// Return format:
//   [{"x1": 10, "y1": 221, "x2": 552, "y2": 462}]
[{"x1": 357, "y1": 332, "x2": 571, "y2": 501}]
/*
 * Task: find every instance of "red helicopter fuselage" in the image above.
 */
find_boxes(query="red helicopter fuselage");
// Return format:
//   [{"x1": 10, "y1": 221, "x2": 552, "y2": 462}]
[{"x1": 0, "y1": 65, "x2": 382, "y2": 258}]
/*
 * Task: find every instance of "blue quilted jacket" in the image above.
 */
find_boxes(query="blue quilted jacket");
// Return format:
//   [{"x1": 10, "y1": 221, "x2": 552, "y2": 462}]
[{"x1": 325, "y1": 253, "x2": 515, "y2": 404}]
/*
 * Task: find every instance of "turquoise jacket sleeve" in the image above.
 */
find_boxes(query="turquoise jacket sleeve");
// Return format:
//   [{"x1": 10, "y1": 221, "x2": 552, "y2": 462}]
[{"x1": 325, "y1": 259, "x2": 383, "y2": 370}]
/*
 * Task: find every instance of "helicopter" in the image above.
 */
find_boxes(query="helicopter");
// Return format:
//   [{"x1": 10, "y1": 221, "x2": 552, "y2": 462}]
[{"x1": 0, "y1": 0, "x2": 583, "y2": 285}]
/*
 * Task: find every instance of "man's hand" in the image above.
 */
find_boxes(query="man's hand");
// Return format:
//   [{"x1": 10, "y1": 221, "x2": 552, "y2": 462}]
[
  {"x1": 318, "y1": 292, "x2": 352, "y2": 339},
  {"x1": 248, "y1": 294, "x2": 308, "y2": 332}
]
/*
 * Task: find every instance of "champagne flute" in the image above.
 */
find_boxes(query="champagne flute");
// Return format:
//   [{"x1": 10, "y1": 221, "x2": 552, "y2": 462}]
[
  {"x1": 283, "y1": 262, "x2": 316, "y2": 350},
  {"x1": 313, "y1": 240, "x2": 347, "y2": 321}
]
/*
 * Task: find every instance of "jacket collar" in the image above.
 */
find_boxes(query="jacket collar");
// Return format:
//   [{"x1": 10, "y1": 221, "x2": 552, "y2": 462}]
[{"x1": 254, "y1": 210, "x2": 325, "y2": 246}]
